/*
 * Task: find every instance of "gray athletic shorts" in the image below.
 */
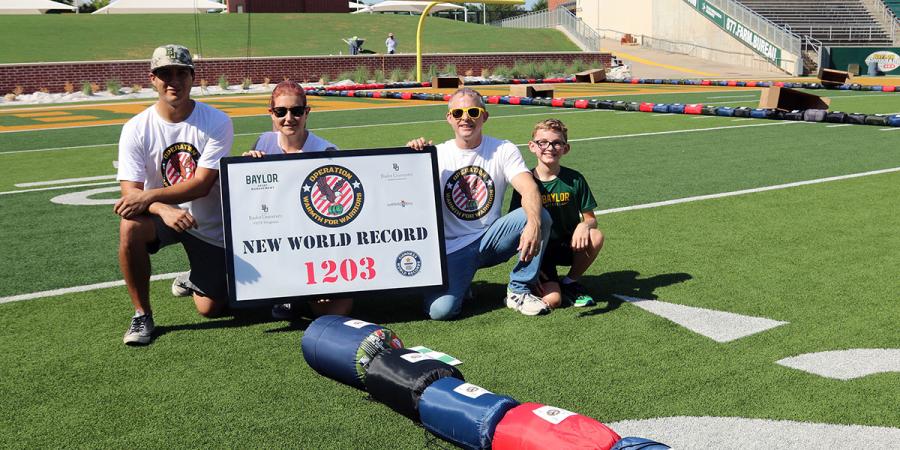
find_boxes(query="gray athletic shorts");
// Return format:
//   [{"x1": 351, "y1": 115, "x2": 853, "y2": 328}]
[{"x1": 148, "y1": 215, "x2": 228, "y2": 300}]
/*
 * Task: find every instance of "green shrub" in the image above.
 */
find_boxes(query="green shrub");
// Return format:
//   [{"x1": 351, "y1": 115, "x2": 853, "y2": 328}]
[
  {"x1": 218, "y1": 75, "x2": 229, "y2": 90},
  {"x1": 319, "y1": 73, "x2": 331, "y2": 85},
  {"x1": 405, "y1": 68, "x2": 416, "y2": 82},
  {"x1": 337, "y1": 70, "x2": 355, "y2": 81},
  {"x1": 388, "y1": 68, "x2": 405, "y2": 82},
  {"x1": 373, "y1": 69, "x2": 385, "y2": 83},
  {"x1": 352, "y1": 66, "x2": 371, "y2": 84},
  {"x1": 566, "y1": 58, "x2": 587, "y2": 74},
  {"x1": 105, "y1": 79, "x2": 121, "y2": 95},
  {"x1": 491, "y1": 64, "x2": 513, "y2": 78},
  {"x1": 81, "y1": 81, "x2": 92, "y2": 96},
  {"x1": 241, "y1": 77, "x2": 252, "y2": 90},
  {"x1": 512, "y1": 60, "x2": 539, "y2": 78},
  {"x1": 539, "y1": 59, "x2": 567, "y2": 77},
  {"x1": 440, "y1": 63, "x2": 458, "y2": 76},
  {"x1": 425, "y1": 63, "x2": 439, "y2": 80}
]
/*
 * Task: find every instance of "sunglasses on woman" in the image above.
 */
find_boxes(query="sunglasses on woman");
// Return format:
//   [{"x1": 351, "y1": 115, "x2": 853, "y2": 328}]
[
  {"x1": 449, "y1": 107, "x2": 486, "y2": 120},
  {"x1": 271, "y1": 106, "x2": 307, "y2": 118}
]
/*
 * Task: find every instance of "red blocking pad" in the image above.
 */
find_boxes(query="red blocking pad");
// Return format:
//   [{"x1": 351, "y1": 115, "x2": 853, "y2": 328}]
[
  {"x1": 492, "y1": 402, "x2": 620, "y2": 450},
  {"x1": 639, "y1": 102, "x2": 654, "y2": 112}
]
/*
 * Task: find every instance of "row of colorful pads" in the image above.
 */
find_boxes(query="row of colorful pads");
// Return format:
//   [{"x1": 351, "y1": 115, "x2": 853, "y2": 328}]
[
  {"x1": 308, "y1": 77, "x2": 900, "y2": 93},
  {"x1": 302, "y1": 86, "x2": 900, "y2": 127},
  {"x1": 301, "y1": 315, "x2": 670, "y2": 450}
]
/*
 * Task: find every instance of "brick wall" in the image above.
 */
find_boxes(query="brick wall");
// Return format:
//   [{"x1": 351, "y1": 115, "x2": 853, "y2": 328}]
[{"x1": 0, "y1": 52, "x2": 611, "y2": 94}]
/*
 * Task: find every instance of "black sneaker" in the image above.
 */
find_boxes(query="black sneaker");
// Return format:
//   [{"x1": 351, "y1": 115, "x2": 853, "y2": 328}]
[
  {"x1": 123, "y1": 314, "x2": 155, "y2": 345},
  {"x1": 562, "y1": 282, "x2": 595, "y2": 307}
]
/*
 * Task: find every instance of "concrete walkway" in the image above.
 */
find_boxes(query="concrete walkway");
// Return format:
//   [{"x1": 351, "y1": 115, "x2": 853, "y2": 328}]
[{"x1": 598, "y1": 38, "x2": 789, "y2": 80}]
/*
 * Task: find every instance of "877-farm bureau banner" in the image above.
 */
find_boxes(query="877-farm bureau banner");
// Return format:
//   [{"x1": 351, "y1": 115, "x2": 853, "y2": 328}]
[
  {"x1": 684, "y1": 0, "x2": 782, "y2": 66},
  {"x1": 221, "y1": 148, "x2": 447, "y2": 307}
]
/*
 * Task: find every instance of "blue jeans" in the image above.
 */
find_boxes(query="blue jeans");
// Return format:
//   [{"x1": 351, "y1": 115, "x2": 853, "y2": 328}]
[{"x1": 424, "y1": 208, "x2": 551, "y2": 320}]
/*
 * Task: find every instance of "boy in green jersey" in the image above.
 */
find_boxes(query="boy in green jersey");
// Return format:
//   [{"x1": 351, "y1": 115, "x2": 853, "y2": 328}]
[{"x1": 510, "y1": 119, "x2": 604, "y2": 308}]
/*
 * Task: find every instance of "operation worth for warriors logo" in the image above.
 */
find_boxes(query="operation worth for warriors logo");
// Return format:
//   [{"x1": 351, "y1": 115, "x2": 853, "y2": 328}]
[
  {"x1": 160, "y1": 142, "x2": 200, "y2": 186},
  {"x1": 300, "y1": 164, "x2": 365, "y2": 227},
  {"x1": 444, "y1": 166, "x2": 495, "y2": 221}
]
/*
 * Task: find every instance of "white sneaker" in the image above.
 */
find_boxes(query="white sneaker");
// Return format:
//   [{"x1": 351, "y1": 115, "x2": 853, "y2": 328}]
[
  {"x1": 171, "y1": 272, "x2": 192, "y2": 297},
  {"x1": 505, "y1": 291, "x2": 549, "y2": 316},
  {"x1": 123, "y1": 314, "x2": 155, "y2": 345},
  {"x1": 271, "y1": 303, "x2": 294, "y2": 320}
]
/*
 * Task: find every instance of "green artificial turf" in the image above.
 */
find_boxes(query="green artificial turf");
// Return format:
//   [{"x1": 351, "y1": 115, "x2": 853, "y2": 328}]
[
  {"x1": 1, "y1": 172, "x2": 897, "y2": 448},
  {"x1": 0, "y1": 88, "x2": 898, "y2": 448},
  {"x1": 0, "y1": 14, "x2": 578, "y2": 63}
]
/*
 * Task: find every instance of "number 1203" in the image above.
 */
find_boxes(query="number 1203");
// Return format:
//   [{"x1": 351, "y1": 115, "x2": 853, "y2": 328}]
[{"x1": 304, "y1": 257, "x2": 376, "y2": 284}]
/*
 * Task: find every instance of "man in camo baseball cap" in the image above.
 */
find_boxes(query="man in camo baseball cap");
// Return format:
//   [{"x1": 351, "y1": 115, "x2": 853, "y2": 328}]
[{"x1": 150, "y1": 44, "x2": 194, "y2": 73}]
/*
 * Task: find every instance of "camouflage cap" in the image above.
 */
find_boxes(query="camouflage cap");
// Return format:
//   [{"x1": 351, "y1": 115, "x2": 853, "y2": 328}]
[{"x1": 150, "y1": 44, "x2": 194, "y2": 72}]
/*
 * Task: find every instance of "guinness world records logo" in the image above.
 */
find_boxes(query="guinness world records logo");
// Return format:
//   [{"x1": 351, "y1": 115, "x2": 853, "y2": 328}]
[
  {"x1": 300, "y1": 165, "x2": 364, "y2": 227},
  {"x1": 395, "y1": 250, "x2": 422, "y2": 277},
  {"x1": 160, "y1": 142, "x2": 200, "y2": 187},
  {"x1": 444, "y1": 166, "x2": 494, "y2": 221}
]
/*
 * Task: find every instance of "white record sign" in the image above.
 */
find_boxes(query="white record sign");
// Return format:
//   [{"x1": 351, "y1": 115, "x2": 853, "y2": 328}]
[{"x1": 220, "y1": 147, "x2": 447, "y2": 307}]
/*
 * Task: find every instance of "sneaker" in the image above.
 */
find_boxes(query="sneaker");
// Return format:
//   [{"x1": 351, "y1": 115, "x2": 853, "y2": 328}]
[
  {"x1": 563, "y1": 282, "x2": 595, "y2": 307},
  {"x1": 123, "y1": 314, "x2": 155, "y2": 345},
  {"x1": 505, "y1": 291, "x2": 550, "y2": 316},
  {"x1": 271, "y1": 303, "x2": 294, "y2": 320},
  {"x1": 171, "y1": 272, "x2": 193, "y2": 297}
]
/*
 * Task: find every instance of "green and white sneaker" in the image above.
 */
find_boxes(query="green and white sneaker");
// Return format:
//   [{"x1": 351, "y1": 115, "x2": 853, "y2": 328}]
[
  {"x1": 563, "y1": 282, "x2": 595, "y2": 307},
  {"x1": 123, "y1": 313, "x2": 155, "y2": 345}
]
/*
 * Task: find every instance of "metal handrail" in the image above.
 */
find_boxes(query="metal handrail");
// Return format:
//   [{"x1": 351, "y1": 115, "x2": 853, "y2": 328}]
[{"x1": 706, "y1": 0, "x2": 802, "y2": 55}]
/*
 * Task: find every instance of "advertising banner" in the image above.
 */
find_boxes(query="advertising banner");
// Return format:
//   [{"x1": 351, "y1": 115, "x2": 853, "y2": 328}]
[
  {"x1": 684, "y1": 0, "x2": 782, "y2": 65},
  {"x1": 221, "y1": 147, "x2": 447, "y2": 307}
]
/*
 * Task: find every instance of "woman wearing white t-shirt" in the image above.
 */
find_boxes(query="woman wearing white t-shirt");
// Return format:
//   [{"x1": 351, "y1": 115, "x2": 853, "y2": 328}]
[{"x1": 243, "y1": 81, "x2": 352, "y2": 319}]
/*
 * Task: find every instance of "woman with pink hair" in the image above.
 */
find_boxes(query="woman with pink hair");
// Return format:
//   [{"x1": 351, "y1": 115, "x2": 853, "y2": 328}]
[{"x1": 243, "y1": 80, "x2": 353, "y2": 319}]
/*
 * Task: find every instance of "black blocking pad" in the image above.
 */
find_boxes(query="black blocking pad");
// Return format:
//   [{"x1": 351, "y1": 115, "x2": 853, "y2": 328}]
[{"x1": 365, "y1": 348, "x2": 464, "y2": 421}]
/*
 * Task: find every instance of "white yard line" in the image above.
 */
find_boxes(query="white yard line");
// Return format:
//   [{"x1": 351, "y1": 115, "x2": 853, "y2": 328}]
[
  {"x1": 0, "y1": 181, "x2": 118, "y2": 196},
  {"x1": 2, "y1": 165, "x2": 898, "y2": 304},
  {"x1": 0, "y1": 272, "x2": 180, "y2": 304},
  {"x1": 1, "y1": 109, "x2": 601, "y2": 155},
  {"x1": 614, "y1": 295, "x2": 787, "y2": 342},
  {"x1": 827, "y1": 124, "x2": 853, "y2": 128},
  {"x1": 595, "y1": 166, "x2": 900, "y2": 215},
  {"x1": 707, "y1": 94, "x2": 759, "y2": 99},
  {"x1": 15, "y1": 174, "x2": 116, "y2": 187}
]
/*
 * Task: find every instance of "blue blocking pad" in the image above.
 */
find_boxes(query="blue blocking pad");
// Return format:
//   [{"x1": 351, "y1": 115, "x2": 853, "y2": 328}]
[
  {"x1": 611, "y1": 436, "x2": 672, "y2": 449},
  {"x1": 419, "y1": 377, "x2": 519, "y2": 450},
  {"x1": 301, "y1": 315, "x2": 402, "y2": 390}
]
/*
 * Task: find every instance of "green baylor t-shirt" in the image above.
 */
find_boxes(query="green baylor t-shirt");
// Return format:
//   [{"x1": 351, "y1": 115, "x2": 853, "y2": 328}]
[{"x1": 510, "y1": 166, "x2": 598, "y2": 243}]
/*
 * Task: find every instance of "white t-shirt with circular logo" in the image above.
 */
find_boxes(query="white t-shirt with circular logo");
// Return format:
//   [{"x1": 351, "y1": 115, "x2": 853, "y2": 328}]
[
  {"x1": 117, "y1": 101, "x2": 234, "y2": 246},
  {"x1": 436, "y1": 135, "x2": 528, "y2": 254},
  {"x1": 252, "y1": 131, "x2": 337, "y2": 154}
]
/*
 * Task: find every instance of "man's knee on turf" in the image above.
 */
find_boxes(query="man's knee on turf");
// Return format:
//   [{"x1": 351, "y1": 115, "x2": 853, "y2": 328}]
[
  {"x1": 424, "y1": 295, "x2": 462, "y2": 321},
  {"x1": 118, "y1": 216, "x2": 155, "y2": 250},
  {"x1": 590, "y1": 228, "x2": 604, "y2": 252},
  {"x1": 193, "y1": 294, "x2": 227, "y2": 318}
]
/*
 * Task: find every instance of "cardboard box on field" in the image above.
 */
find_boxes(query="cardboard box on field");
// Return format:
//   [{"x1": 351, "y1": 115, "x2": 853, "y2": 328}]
[
  {"x1": 818, "y1": 68, "x2": 850, "y2": 88},
  {"x1": 432, "y1": 76, "x2": 463, "y2": 89},
  {"x1": 574, "y1": 69, "x2": 606, "y2": 83},
  {"x1": 509, "y1": 84, "x2": 554, "y2": 98},
  {"x1": 758, "y1": 86, "x2": 830, "y2": 111}
]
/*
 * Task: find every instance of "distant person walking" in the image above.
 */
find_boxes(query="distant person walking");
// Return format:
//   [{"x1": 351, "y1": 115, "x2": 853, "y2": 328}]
[{"x1": 385, "y1": 33, "x2": 397, "y2": 54}]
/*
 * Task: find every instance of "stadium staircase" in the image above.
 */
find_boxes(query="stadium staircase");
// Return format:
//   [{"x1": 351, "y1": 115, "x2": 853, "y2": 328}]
[{"x1": 735, "y1": 0, "x2": 898, "y2": 45}]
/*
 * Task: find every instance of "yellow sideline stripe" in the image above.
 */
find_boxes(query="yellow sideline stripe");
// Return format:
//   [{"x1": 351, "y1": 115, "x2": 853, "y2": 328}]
[{"x1": 603, "y1": 49, "x2": 720, "y2": 77}]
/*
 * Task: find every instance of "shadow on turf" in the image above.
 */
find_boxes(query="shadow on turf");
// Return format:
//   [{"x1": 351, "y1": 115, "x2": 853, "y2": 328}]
[
  {"x1": 151, "y1": 270, "x2": 691, "y2": 338},
  {"x1": 576, "y1": 270, "x2": 693, "y2": 318}
]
